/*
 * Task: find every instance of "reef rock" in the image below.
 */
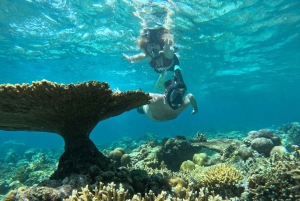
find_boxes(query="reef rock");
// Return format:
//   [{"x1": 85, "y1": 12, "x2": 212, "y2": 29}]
[
  {"x1": 237, "y1": 145, "x2": 253, "y2": 160},
  {"x1": 158, "y1": 136, "x2": 202, "y2": 171},
  {"x1": 0, "y1": 80, "x2": 151, "y2": 179},
  {"x1": 247, "y1": 129, "x2": 281, "y2": 146},
  {"x1": 250, "y1": 137, "x2": 274, "y2": 155},
  {"x1": 4, "y1": 186, "x2": 66, "y2": 201},
  {"x1": 191, "y1": 139, "x2": 243, "y2": 153},
  {"x1": 277, "y1": 122, "x2": 300, "y2": 149}
]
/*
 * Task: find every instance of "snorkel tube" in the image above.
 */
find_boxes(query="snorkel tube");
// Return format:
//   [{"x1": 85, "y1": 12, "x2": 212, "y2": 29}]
[
  {"x1": 164, "y1": 66, "x2": 187, "y2": 110},
  {"x1": 147, "y1": 47, "x2": 161, "y2": 60}
]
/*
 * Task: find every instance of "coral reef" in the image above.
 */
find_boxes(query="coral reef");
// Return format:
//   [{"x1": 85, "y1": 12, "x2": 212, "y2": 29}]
[
  {"x1": 4, "y1": 150, "x2": 20, "y2": 164},
  {"x1": 129, "y1": 141, "x2": 161, "y2": 169},
  {"x1": 191, "y1": 139, "x2": 243, "y2": 154},
  {"x1": 0, "y1": 180, "x2": 9, "y2": 195},
  {"x1": 243, "y1": 129, "x2": 282, "y2": 156},
  {"x1": 193, "y1": 153, "x2": 210, "y2": 166},
  {"x1": 169, "y1": 177, "x2": 186, "y2": 195},
  {"x1": 245, "y1": 153, "x2": 300, "y2": 200},
  {"x1": 0, "y1": 145, "x2": 60, "y2": 196},
  {"x1": 250, "y1": 137, "x2": 273, "y2": 155},
  {"x1": 190, "y1": 164, "x2": 244, "y2": 198},
  {"x1": 2, "y1": 125, "x2": 300, "y2": 200},
  {"x1": 98, "y1": 133, "x2": 161, "y2": 154},
  {"x1": 277, "y1": 122, "x2": 300, "y2": 149},
  {"x1": 4, "y1": 186, "x2": 66, "y2": 201},
  {"x1": 63, "y1": 181, "x2": 223, "y2": 201},
  {"x1": 0, "y1": 80, "x2": 151, "y2": 179},
  {"x1": 270, "y1": 145, "x2": 288, "y2": 156},
  {"x1": 194, "y1": 132, "x2": 207, "y2": 142},
  {"x1": 24, "y1": 149, "x2": 37, "y2": 161},
  {"x1": 121, "y1": 154, "x2": 131, "y2": 167},
  {"x1": 63, "y1": 182, "x2": 128, "y2": 201},
  {"x1": 108, "y1": 148, "x2": 126, "y2": 167},
  {"x1": 157, "y1": 136, "x2": 202, "y2": 171},
  {"x1": 236, "y1": 145, "x2": 253, "y2": 161},
  {"x1": 191, "y1": 139, "x2": 243, "y2": 162},
  {"x1": 12, "y1": 152, "x2": 57, "y2": 185},
  {"x1": 0, "y1": 141, "x2": 27, "y2": 161},
  {"x1": 180, "y1": 160, "x2": 195, "y2": 172}
]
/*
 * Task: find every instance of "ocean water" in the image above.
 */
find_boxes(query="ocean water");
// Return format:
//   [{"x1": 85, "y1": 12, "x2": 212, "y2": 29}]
[{"x1": 0, "y1": 0, "x2": 299, "y2": 149}]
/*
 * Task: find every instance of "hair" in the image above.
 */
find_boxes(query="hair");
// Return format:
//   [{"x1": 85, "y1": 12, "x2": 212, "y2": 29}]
[{"x1": 137, "y1": 27, "x2": 174, "y2": 55}]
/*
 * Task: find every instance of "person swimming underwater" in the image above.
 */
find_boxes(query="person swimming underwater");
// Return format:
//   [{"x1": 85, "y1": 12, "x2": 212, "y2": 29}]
[
  {"x1": 123, "y1": 27, "x2": 182, "y2": 92},
  {"x1": 136, "y1": 66, "x2": 198, "y2": 121}
]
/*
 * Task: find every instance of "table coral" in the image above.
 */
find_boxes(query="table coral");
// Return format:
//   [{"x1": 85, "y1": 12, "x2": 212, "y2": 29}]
[{"x1": 0, "y1": 80, "x2": 151, "y2": 179}]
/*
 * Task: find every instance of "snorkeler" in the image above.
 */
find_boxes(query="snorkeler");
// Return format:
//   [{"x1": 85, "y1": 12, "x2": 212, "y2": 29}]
[
  {"x1": 136, "y1": 90, "x2": 198, "y2": 122},
  {"x1": 137, "y1": 66, "x2": 198, "y2": 121},
  {"x1": 123, "y1": 27, "x2": 181, "y2": 92}
]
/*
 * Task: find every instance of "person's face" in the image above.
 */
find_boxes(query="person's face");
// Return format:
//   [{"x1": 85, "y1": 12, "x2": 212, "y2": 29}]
[
  {"x1": 170, "y1": 88, "x2": 186, "y2": 104},
  {"x1": 147, "y1": 43, "x2": 161, "y2": 59}
]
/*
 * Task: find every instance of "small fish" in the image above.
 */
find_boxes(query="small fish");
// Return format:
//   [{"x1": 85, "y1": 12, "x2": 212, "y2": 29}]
[{"x1": 189, "y1": 176, "x2": 197, "y2": 184}]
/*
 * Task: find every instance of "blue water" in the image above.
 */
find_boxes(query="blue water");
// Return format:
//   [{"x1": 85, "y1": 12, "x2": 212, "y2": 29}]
[{"x1": 0, "y1": 0, "x2": 300, "y2": 148}]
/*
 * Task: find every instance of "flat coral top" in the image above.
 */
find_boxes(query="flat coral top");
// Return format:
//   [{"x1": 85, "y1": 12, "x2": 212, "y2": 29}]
[{"x1": 0, "y1": 80, "x2": 150, "y2": 139}]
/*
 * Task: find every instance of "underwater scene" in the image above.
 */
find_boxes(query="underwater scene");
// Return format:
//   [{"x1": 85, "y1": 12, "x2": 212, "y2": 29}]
[{"x1": 0, "y1": 0, "x2": 300, "y2": 200}]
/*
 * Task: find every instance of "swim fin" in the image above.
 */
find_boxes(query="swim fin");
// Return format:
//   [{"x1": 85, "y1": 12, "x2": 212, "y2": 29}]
[{"x1": 154, "y1": 73, "x2": 166, "y2": 93}]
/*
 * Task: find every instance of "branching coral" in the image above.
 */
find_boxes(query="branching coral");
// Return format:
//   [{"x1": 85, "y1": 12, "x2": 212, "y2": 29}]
[
  {"x1": 246, "y1": 153, "x2": 300, "y2": 200},
  {"x1": 64, "y1": 182, "x2": 128, "y2": 201},
  {"x1": 64, "y1": 181, "x2": 223, "y2": 201},
  {"x1": 190, "y1": 164, "x2": 243, "y2": 198}
]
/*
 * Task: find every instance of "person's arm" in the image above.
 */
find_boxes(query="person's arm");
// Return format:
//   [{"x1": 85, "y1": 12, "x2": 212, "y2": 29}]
[
  {"x1": 123, "y1": 53, "x2": 147, "y2": 63},
  {"x1": 186, "y1": 93, "x2": 198, "y2": 114},
  {"x1": 163, "y1": 39, "x2": 174, "y2": 59}
]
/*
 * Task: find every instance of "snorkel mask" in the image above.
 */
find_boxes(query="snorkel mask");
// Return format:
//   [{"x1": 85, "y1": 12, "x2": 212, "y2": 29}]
[
  {"x1": 164, "y1": 80, "x2": 187, "y2": 110},
  {"x1": 144, "y1": 29, "x2": 163, "y2": 60},
  {"x1": 169, "y1": 87, "x2": 186, "y2": 109},
  {"x1": 147, "y1": 44, "x2": 161, "y2": 60}
]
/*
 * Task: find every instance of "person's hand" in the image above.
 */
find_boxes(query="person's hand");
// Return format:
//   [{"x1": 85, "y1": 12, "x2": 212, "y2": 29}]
[
  {"x1": 122, "y1": 53, "x2": 133, "y2": 63},
  {"x1": 164, "y1": 38, "x2": 172, "y2": 49},
  {"x1": 192, "y1": 108, "x2": 198, "y2": 115}
]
